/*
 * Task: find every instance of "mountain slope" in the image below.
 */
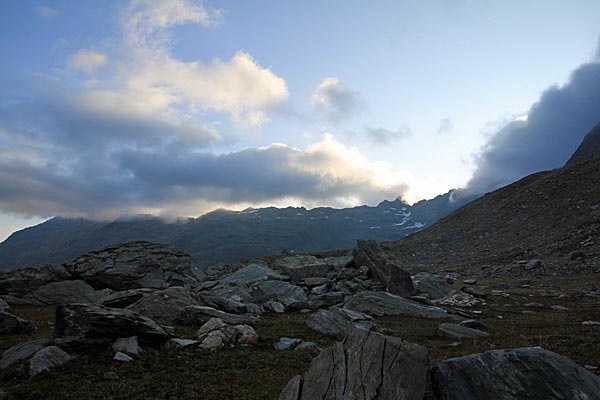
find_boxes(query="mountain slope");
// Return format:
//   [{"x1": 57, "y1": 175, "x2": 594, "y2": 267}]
[
  {"x1": 565, "y1": 121, "x2": 600, "y2": 166},
  {"x1": 0, "y1": 191, "x2": 475, "y2": 270},
  {"x1": 384, "y1": 158, "x2": 600, "y2": 273}
]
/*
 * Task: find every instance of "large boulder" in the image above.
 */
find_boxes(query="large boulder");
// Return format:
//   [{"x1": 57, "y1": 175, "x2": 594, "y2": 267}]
[
  {"x1": 220, "y1": 263, "x2": 289, "y2": 286},
  {"x1": 353, "y1": 240, "x2": 415, "y2": 297},
  {"x1": 63, "y1": 241, "x2": 199, "y2": 291},
  {"x1": 29, "y1": 346, "x2": 75, "y2": 377},
  {"x1": 344, "y1": 291, "x2": 458, "y2": 319},
  {"x1": 0, "y1": 337, "x2": 51, "y2": 369},
  {"x1": 0, "y1": 265, "x2": 72, "y2": 298},
  {"x1": 275, "y1": 256, "x2": 331, "y2": 280},
  {"x1": 412, "y1": 272, "x2": 455, "y2": 300},
  {"x1": 306, "y1": 306, "x2": 375, "y2": 339},
  {"x1": 250, "y1": 280, "x2": 307, "y2": 308},
  {"x1": 177, "y1": 305, "x2": 259, "y2": 326},
  {"x1": 127, "y1": 286, "x2": 201, "y2": 322},
  {"x1": 53, "y1": 303, "x2": 169, "y2": 348},
  {"x1": 280, "y1": 328, "x2": 428, "y2": 400},
  {"x1": 30, "y1": 280, "x2": 102, "y2": 305},
  {"x1": 0, "y1": 311, "x2": 36, "y2": 334},
  {"x1": 431, "y1": 347, "x2": 600, "y2": 400}
]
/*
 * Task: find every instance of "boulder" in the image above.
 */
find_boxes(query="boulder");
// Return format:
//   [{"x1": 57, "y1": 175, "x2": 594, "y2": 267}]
[
  {"x1": 30, "y1": 280, "x2": 102, "y2": 305},
  {"x1": 219, "y1": 263, "x2": 288, "y2": 286},
  {"x1": 29, "y1": 346, "x2": 75, "y2": 376},
  {"x1": 99, "y1": 289, "x2": 153, "y2": 308},
  {"x1": 112, "y1": 336, "x2": 141, "y2": 355},
  {"x1": 275, "y1": 256, "x2": 330, "y2": 280},
  {"x1": 63, "y1": 241, "x2": 199, "y2": 291},
  {"x1": 306, "y1": 306, "x2": 375, "y2": 339},
  {"x1": 0, "y1": 265, "x2": 72, "y2": 298},
  {"x1": 0, "y1": 298, "x2": 9, "y2": 312},
  {"x1": 53, "y1": 303, "x2": 169, "y2": 348},
  {"x1": 308, "y1": 291, "x2": 345, "y2": 307},
  {"x1": 280, "y1": 328, "x2": 428, "y2": 400},
  {"x1": 431, "y1": 347, "x2": 600, "y2": 400},
  {"x1": 113, "y1": 352, "x2": 133, "y2": 362},
  {"x1": 323, "y1": 255, "x2": 353, "y2": 271},
  {"x1": 274, "y1": 337, "x2": 302, "y2": 350},
  {"x1": 0, "y1": 337, "x2": 51, "y2": 369},
  {"x1": 177, "y1": 305, "x2": 259, "y2": 326},
  {"x1": 251, "y1": 280, "x2": 307, "y2": 308},
  {"x1": 127, "y1": 286, "x2": 201, "y2": 322},
  {"x1": 434, "y1": 290, "x2": 480, "y2": 307},
  {"x1": 344, "y1": 291, "x2": 458, "y2": 319},
  {"x1": 412, "y1": 272, "x2": 455, "y2": 300},
  {"x1": 438, "y1": 323, "x2": 489, "y2": 339},
  {"x1": 196, "y1": 293, "x2": 256, "y2": 314},
  {"x1": 263, "y1": 300, "x2": 285, "y2": 313},
  {"x1": 0, "y1": 311, "x2": 36, "y2": 334},
  {"x1": 353, "y1": 240, "x2": 415, "y2": 297}
]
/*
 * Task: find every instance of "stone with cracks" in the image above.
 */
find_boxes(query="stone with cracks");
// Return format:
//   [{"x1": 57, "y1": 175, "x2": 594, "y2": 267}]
[
  {"x1": 53, "y1": 303, "x2": 169, "y2": 348},
  {"x1": 353, "y1": 240, "x2": 415, "y2": 297},
  {"x1": 344, "y1": 291, "x2": 458, "y2": 319},
  {"x1": 306, "y1": 306, "x2": 375, "y2": 339},
  {"x1": 127, "y1": 286, "x2": 201, "y2": 323},
  {"x1": 280, "y1": 328, "x2": 428, "y2": 400},
  {"x1": 431, "y1": 347, "x2": 600, "y2": 400},
  {"x1": 31, "y1": 280, "x2": 102, "y2": 305},
  {"x1": 29, "y1": 346, "x2": 75, "y2": 376}
]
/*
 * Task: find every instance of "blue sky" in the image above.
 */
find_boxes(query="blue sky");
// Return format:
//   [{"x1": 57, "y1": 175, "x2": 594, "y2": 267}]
[{"x1": 1, "y1": 0, "x2": 600, "y2": 241}]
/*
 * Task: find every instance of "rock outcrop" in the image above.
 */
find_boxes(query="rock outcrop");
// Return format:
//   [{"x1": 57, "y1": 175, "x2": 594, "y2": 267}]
[
  {"x1": 127, "y1": 286, "x2": 201, "y2": 322},
  {"x1": 280, "y1": 328, "x2": 429, "y2": 400},
  {"x1": 31, "y1": 280, "x2": 103, "y2": 305},
  {"x1": 306, "y1": 306, "x2": 375, "y2": 339},
  {"x1": 431, "y1": 347, "x2": 600, "y2": 400},
  {"x1": 344, "y1": 291, "x2": 457, "y2": 319}
]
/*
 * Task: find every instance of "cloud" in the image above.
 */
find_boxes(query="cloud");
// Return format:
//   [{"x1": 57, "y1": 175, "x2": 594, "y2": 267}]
[
  {"x1": 436, "y1": 118, "x2": 453, "y2": 134},
  {"x1": 35, "y1": 6, "x2": 58, "y2": 19},
  {"x1": 68, "y1": 50, "x2": 108, "y2": 74},
  {"x1": 465, "y1": 60, "x2": 600, "y2": 194},
  {"x1": 310, "y1": 77, "x2": 364, "y2": 123},
  {"x1": 362, "y1": 126, "x2": 411, "y2": 145}
]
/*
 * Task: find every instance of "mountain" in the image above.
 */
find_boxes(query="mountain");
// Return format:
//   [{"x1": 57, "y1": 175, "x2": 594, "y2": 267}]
[
  {"x1": 565, "y1": 121, "x2": 600, "y2": 167},
  {"x1": 383, "y1": 157, "x2": 600, "y2": 274},
  {"x1": 0, "y1": 190, "x2": 476, "y2": 270}
]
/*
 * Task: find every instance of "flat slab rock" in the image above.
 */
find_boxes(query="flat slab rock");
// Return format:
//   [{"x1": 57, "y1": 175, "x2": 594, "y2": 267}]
[
  {"x1": 438, "y1": 323, "x2": 490, "y2": 339},
  {"x1": 177, "y1": 305, "x2": 259, "y2": 326},
  {"x1": 280, "y1": 328, "x2": 429, "y2": 400},
  {"x1": 275, "y1": 256, "x2": 331, "y2": 280},
  {"x1": 127, "y1": 286, "x2": 201, "y2": 323},
  {"x1": 306, "y1": 306, "x2": 375, "y2": 339},
  {"x1": 344, "y1": 291, "x2": 458, "y2": 320},
  {"x1": 431, "y1": 347, "x2": 600, "y2": 400},
  {"x1": 30, "y1": 280, "x2": 102, "y2": 305}
]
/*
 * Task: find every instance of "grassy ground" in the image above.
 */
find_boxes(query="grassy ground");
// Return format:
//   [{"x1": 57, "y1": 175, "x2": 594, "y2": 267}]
[{"x1": 1, "y1": 273, "x2": 599, "y2": 399}]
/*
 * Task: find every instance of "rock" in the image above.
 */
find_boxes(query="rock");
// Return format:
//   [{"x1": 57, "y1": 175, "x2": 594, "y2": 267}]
[
  {"x1": 263, "y1": 300, "x2": 285, "y2": 313},
  {"x1": 463, "y1": 278, "x2": 477, "y2": 285},
  {"x1": 100, "y1": 289, "x2": 152, "y2": 308},
  {"x1": 31, "y1": 280, "x2": 102, "y2": 305},
  {"x1": 280, "y1": 328, "x2": 428, "y2": 400},
  {"x1": 113, "y1": 352, "x2": 133, "y2": 362},
  {"x1": 295, "y1": 341, "x2": 320, "y2": 352},
  {"x1": 0, "y1": 265, "x2": 72, "y2": 298},
  {"x1": 434, "y1": 290, "x2": 480, "y2": 307},
  {"x1": 460, "y1": 319, "x2": 484, "y2": 329},
  {"x1": 345, "y1": 291, "x2": 457, "y2": 319},
  {"x1": 177, "y1": 305, "x2": 259, "y2": 326},
  {"x1": 29, "y1": 346, "x2": 75, "y2": 376},
  {"x1": 197, "y1": 318, "x2": 227, "y2": 336},
  {"x1": 233, "y1": 325, "x2": 258, "y2": 344},
  {"x1": 438, "y1": 323, "x2": 490, "y2": 339},
  {"x1": 0, "y1": 298, "x2": 9, "y2": 312},
  {"x1": 127, "y1": 286, "x2": 201, "y2": 323},
  {"x1": 199, "y1": 335, "x2": 224, "y2": 351},
  {"x1": 112, "y1": 336, "x2": 140, "y2": 355},
  {"x1": 0, "y1": 311, "x2": 36, "y2": 334},
  {"x1": 462, "y1": 287, "x2": 487, "y2": 299},
  {"x1": 167, "y1": 338, "x2": 198, "y2": 349},
  {"x1": 306, "y1": 306, "x2": 375, "y2": 339},
  {"x1": 310, "y1": 284, "x2": 328, "y2": 295},
  {"x1": 197, "y1": 293, "x2": 257, "y2": 315},
  {"x1": 103, "y1": 371, "x2": 119, "y2": 380},
  {"x1": 53, "y1": 303, "x2": 169, "y2": 348},
  {"x1": 569, "y1": 251, "x2": 585, "y2": 260},
  {"x1": 251, "y1": 280, "x2": 307, "y2": 308},
  {"x1": 323, "y1": 255, "x2": 353, "y2": 271},
  {"x1": 275, "y1": 256, "x2": 330, "y2": 280},
  {"x1": 431, "y1": 347, "x2": 600, "y2": 400},
  {"x1": 0, "y1": 337, "x2": 51, "y2": 369},
  {"x1": 220, "y1": 263, "x2": 289, "y2": 286},
  {"x1": 303, "y1": 277, "x2": 330, "y2": 287},
  {"x1": 525, "y1": 259, "x2": 542, "y2": 270},
  {"x1": 274, "y1": 337, "x2": 302, "y2": 350},
  {"x1": 412, "y1": 272, "x2": 455, "y2": 300},
  {"x1": 583, "y1": 320, "x2": 600, "y2": 327},
  {"x1": 308, "y1": 291, "x2": 345, "y2": 307},
  {"x1": 551, "y1": 305, "x2": 569, "y2": 312},
  {"x1": 353, "y1": 240, "x2": 415, "y2": 297},
  {"x1": 63, "y1": 241, "x2": 199, "y2": 291}
]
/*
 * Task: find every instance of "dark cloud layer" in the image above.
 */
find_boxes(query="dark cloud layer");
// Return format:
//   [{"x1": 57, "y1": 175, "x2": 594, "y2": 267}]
[{"x1": 466, "y1": 61, "x2": 600, "y2": 194}]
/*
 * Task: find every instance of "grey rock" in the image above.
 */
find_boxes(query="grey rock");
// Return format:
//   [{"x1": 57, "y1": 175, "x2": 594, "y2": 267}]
[
  {"x1": 53, "y1": 303, "x2": 169, "y2": 348},
  {"x1": 274, "y1": 337, "x2": 302, "y2": 350},
  {"x1": 583, "y1": 320, "x2": 600, "y2": 327},
  {"x1": 551, "y1": 305, "x2": 569, "y2": 312},
  {"x1": 100, "y1": 289, "x2": 153, "y2": 308},
  {"x1": 29, "y1": 346, "x2": 74, "y2": 376},
  {"x1": 306, "y1": 306, "x2": 375, "y2": 339},
  {"x1": 525, "y1": 259, "x2": 542, "y2": 270},
  {"x1": 344, "y1": 291, "x2": 458, "y2": 319},
  {"x1": 412, "y1": 272, "x2": 455, "y2": 300},
  {"x1": 281, "y1": 328, "x2": 428, "y2": 400},
  {"x1": 177, "y1": 305, "x2": 259, "y2": 326},
  {"x1": 220, "y1": 263, "x2": 288, "y2": 286},
  {"x1": 0, "y1": 311, "x2": 36, "y2": 334},
  {"x1": 251, "y1": 280, "x2": 307, "y2": 308},
  {"x1": 0, "y1": 265, "x2": 72, "y2": 298},
  {"x1": 167, "y1": 338, "x2": 199, "y2": 349},
  {"x1": 103, "y1": 371, "x2": 119, "y2": 380},
  {"x1": 63, "y1": 241, "x2": 199, "y2": 291},
  {"x1": 431, "y1": 347, "x2": 600, "y2": 400},
  {"x1": 275, "y1": 256, "x2": 330, "y2": 280},
  {"x1": 127, "y1": 286, "x2": 201, "y2": 323},
  {"x1": 463, "y1": 278, "x2": 477, "y2": 285},
  {"x1": 310, "y1": 284, "x2": 329, "y2": 296},
  {"x1": 199, "y1": 334, "x2": 224, "y2": 350},
  {"x1": 263, "y1": 300, "x2": 285, "y2": 313},
  {"x1": 438, "y1": 323, "x2": 490, "y2": 339},
  {"x1": 112, "y1": 336, "x2": 140, "y2": 355},
  {"x1": 308, "y1": 291, "x2": 345, "y2": 307},
  {"x1": 295, "y1": 341, "x2": 320, "y2": 352},
  {"x1": 196, "y1": 293, "x2": 254, "y2": 314},
  {"x1": 353, "y1": 240, "x2": 415, "y2": 297},
  {"x1": 31, "y1": 280, "x2": 102, "y2": 305},
  {"x1": 323, "y1": 255, "x2": 353, "y2": 271},
  {"x1": 0, "y1": 337, "x2": 51, "y2": 369},
  {"x1": 0, "y1": 298, "x2": 9, "y2": 312},
  {"x1": 303, "y1": 277, "x2": 330, "y2": 287},
  {"x1": 113, "y1": 352, "x2": 133, "y2": 362}
]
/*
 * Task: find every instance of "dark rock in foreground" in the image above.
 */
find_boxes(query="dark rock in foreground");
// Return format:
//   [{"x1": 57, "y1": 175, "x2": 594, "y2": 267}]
[
  {"x1": 280, "y1": 328, "x2": 428, "y2": 400},
  {"x1": 53, "y1": 303, "x2": 169, "y2": 348},
  {"x1": 0, "y1": 337, "x2": 51, "y2": 369},
  {"x1": 353, "y1": 240, "x2": 415, "y2": 297},
  {"x1": 431, "y1": 346, "x2": 600, "y2": 400},
  {"x1": 29, "y1": 345, "x2": 75, "y2": 376},
  {"x1": 0, "y1": 311, "x2": 36, "y2": 334}
]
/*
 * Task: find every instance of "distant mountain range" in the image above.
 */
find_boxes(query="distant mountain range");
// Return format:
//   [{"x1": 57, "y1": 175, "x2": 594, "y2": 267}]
[{"x1": 0, "y1": 190, "x2": 476, "y2": 270}]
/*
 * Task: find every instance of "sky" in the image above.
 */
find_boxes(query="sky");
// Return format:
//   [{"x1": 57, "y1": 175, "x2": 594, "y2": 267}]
[{"x1": 1, "y1": 0, "x2": 600, "y2": 242}]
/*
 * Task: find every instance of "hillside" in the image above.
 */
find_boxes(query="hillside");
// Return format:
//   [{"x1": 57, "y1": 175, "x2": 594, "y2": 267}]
[
  {"x1": 383, "y1": 158, "x2": 600, "y2": 274},
  {"x1": 565, "y1": 121, "x2": 600, "y2": 166},
  {"x1": 0, "y1": 190, "x2": 475, "y2": 270}
]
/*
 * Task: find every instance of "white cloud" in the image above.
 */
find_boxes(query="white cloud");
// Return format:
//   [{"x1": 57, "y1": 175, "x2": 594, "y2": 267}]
[
  {"x1": 310, "y1": 77, "x2": 364, "y2": 123},
  {"x1": 35, "y1": 6, "x2": 58, "y2": 19},
  {"x1": 68, "y1": 50, "x2": 108, "y2": 74},
  {"x1": 362, "y1": 126, "x2": 411, "y2": 145}
]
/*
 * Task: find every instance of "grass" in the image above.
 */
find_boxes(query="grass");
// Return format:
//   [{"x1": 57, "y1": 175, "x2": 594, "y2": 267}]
[{"x1": 1, "y1": 273, "x2": 599, "y2": 399}]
